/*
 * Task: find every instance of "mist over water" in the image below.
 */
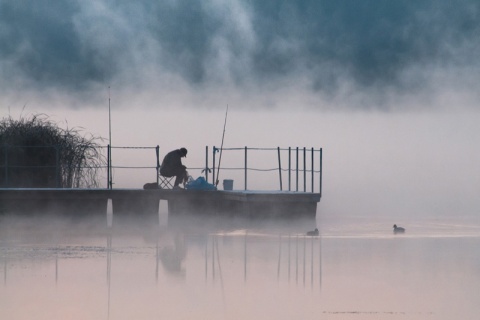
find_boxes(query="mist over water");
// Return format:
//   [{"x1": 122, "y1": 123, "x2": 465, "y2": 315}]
[
  {"x1": 1, "y1": 208, "x2": 480, "y2": 320},
  {"x1": 2, "y1": 1, "x2": 480, "y2": 318}
]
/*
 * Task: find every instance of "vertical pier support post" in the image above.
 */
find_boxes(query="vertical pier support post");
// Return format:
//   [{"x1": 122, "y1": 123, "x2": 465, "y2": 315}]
[
  {"x1": 55, "y1": 145, "x2": 60, "y2": 188},
  {"x1": 3, "y1": 145, "x2": 8, "y2": 187},
  {"x1": 319, "y1": 148, "x2": 323, "y2": 198},
  {"x1": 303, "y1": 147, "x2": 307, "y2": 192},
  {"x1": 296, "y1": 147, "x2": 299, "y2": 191},
  {"x1": 205, "y1": 146, "x2": 209, "y2": 181},
  {"x1": 156, "y1": 145, "x2": 160, "y2": 185},
  {"x1": 107, "y1": 144, "x2": 111, "y2": 189},
  {"x1": 288, "y1": 147, "x2": 291, "y2": 191},
  {"x1": 212, "y1": 147, "x2": 217, "y2": 185},
  {"x1": 244, "y1": 146, "x2": 248, "y2": 190},
  {"x1": 311, "y1": 147, "x2": 314, "y2": 193}
]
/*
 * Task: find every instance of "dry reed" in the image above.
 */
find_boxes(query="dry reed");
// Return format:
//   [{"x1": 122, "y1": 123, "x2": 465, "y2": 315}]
[{"x1": 0, "y1": 114, "x2": 106, "y2": 188}]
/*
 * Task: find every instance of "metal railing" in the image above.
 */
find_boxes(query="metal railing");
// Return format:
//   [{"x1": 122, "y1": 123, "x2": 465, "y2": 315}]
[
  {"x1": 209, "y1": 146, "x2": 322, "y2": 194},
  {"x1": 1, "y1": 145, "x2": 322, "y2": 195}
]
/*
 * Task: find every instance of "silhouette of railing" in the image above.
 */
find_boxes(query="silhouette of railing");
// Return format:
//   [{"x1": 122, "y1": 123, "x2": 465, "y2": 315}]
[
  {"x1": 209, "y1": 147, "x2": 322, "y2": 194},
  {"x1": 1, "y1": 145, "x2": 322, "y2": 195}
]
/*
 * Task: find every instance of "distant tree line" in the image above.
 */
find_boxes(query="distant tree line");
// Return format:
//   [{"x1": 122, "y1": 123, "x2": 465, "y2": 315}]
[{"x1": 0, "y1": 114, "x2": 105, "y2": 188}]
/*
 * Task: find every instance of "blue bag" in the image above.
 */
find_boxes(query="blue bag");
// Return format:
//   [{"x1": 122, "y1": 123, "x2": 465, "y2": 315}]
[{"x1": 185, "y1": 177, "x2": 217, "y2": 190}]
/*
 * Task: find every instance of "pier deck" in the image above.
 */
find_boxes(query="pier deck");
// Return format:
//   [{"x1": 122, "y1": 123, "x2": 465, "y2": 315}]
[{"x1": 0, "y1": 188, "x2": 320, "y2": 219}]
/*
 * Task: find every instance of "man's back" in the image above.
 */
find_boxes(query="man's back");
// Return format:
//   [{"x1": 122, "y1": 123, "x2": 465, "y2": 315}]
[{"x1": 162, "y1": 150, "x2": 181, "y2": 170}]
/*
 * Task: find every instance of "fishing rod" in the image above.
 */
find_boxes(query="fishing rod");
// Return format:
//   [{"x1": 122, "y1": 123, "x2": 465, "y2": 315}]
[{"x1": 215, "y1": 105, "x2": 228, "y2": 187}]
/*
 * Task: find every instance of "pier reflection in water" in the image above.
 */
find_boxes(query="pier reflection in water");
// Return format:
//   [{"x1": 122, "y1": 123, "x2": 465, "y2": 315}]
[{"x1": 1, "y1": 212, "x2": 480, "y2": 320}]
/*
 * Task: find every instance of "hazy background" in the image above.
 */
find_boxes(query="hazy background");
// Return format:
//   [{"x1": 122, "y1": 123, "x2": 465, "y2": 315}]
[{"x1": 1, "y1": 0, "x2": 479, "y2": 220}]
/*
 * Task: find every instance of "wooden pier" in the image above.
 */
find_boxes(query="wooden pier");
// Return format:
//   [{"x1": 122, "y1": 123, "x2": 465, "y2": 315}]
[{"x1": 0, "y1": 188, "x2": 320, "y2": 219}]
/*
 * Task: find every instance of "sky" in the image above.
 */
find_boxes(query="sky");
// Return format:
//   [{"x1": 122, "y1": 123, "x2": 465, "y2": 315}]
[{"x1": 1, "y1": 0, "x2": 479, "y2": 219}]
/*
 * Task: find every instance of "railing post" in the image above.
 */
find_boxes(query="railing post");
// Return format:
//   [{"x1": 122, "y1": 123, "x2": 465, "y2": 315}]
[
  {"x1": 311, "y1": 147, "x2": 314, "y2": 193},
  {"x1": 296, "y1": 147, "x2": 299, "y2": 192},
  {"x1": 205, "y1": 146, "x2": 209, "y2": 181},
  {"x1": 244, "y1": 146, "x2": 248, "y2": 190},
  {"x1": 303, "y1": 147, "x2": 306, "y2": 192},
  {"x1": 107, "y1": 144, "x2": 111, "y2": 189},
  {"x1": 319, "y1": 148, "x2": 323, "y2": 198},
  {"x1": 212, "y1": 146, "x2": 217, "y2": 185},
  {"x1": 55, "y1": 145, "x2": 60, "y2": 188},
  {"x1": 4, "y1": 144, "x2": 8, "y2": 188},
  {"x1": 277, "y1": 147, "x2": 283, "y2": 191},
  {"x1": 156, "y1": 145, "x2": 160, "y2": 185},
  {"x1": 288, "y1": 147, "x2": 291, "y2": 191}
]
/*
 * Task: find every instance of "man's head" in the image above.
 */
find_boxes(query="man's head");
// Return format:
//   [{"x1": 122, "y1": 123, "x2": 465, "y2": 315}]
[{"x1": 180, "y1": 147, "x2": 187, "y2": 157}]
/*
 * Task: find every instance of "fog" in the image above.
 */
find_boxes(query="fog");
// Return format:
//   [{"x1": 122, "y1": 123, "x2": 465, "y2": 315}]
[
  {"x1": 2, "y1": 2, "x2": 480, "y2": 318},
  {"x1": 4, "y1": 107, "x2": 479, "y2": 221}
]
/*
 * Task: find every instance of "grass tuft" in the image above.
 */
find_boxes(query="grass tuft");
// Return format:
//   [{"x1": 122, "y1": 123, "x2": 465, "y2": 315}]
[{"x1": 0, "y1": 113, "x2": 106, "y2": 188}]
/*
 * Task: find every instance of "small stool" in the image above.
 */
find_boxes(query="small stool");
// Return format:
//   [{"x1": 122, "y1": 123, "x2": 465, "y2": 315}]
[{"x1": 158, "y1": 175, "x2": 174, "y2": 189}]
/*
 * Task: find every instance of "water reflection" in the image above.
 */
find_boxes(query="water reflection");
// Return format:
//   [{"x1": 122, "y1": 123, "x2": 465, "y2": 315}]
[
  {"x1": 1, "y1": 213, "x2": 480, "y2": 319},
  {"x1": 106, "y1": 230, "x2": 112, "y2": 319},
  {"x1": 158, "y1": 232, "x2": 187, "y2": 276}
]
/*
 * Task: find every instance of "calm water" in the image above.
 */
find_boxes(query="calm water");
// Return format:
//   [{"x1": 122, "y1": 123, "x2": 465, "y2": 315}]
[{"x1": 1, "y1": 212, "x2": 480, "y2": 320}]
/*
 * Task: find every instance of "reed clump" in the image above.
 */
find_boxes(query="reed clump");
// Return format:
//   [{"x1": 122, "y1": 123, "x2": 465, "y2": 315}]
[{"x1": 0, "y1": 114, "x2": 105, "y2": 188}]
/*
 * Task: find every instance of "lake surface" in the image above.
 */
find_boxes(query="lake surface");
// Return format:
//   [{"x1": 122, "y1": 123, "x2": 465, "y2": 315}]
[{"x1": 1, "y1": 212, "x2": 480, "y2": 320}]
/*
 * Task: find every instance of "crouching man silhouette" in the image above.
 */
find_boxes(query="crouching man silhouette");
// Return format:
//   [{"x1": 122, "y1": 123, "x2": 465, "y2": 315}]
[{"x1": 160, "y1": 148, "x2": 188, "y2": 189}]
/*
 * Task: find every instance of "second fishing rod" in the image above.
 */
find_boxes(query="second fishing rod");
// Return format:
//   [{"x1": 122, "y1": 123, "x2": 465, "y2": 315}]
[{"x1": 215, "y1": 105, "x2": 229, "y2": 187}]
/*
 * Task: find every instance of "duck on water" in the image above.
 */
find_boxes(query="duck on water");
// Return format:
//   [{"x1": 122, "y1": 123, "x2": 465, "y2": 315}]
[{"x1": 393, "y1": 224, "x2": 405, "y2": 234}]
